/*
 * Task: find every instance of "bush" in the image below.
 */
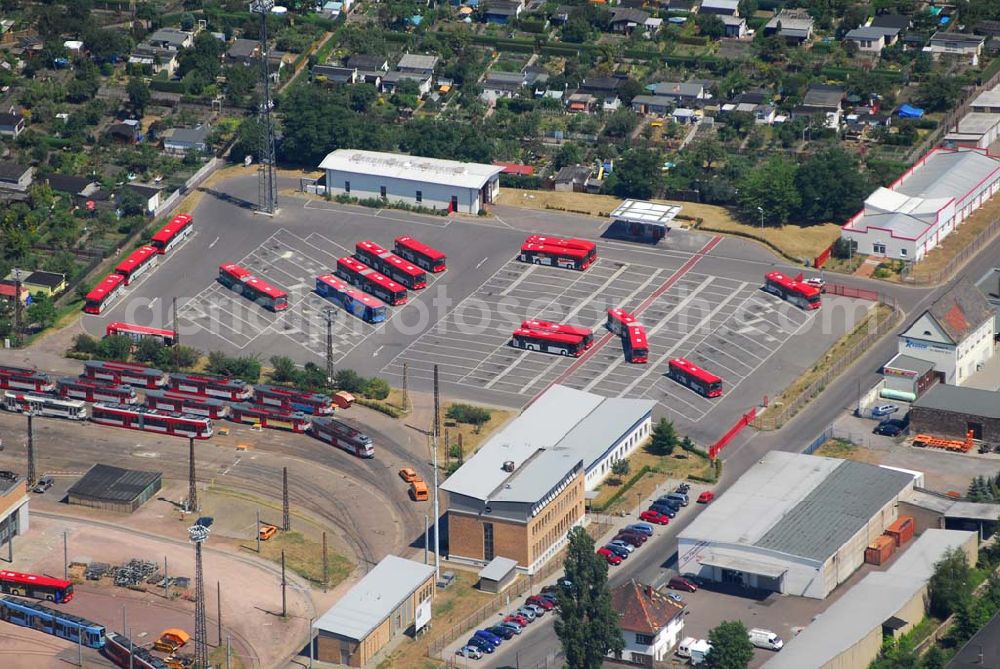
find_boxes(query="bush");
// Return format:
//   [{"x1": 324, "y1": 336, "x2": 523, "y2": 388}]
[
  {"x1": 333, "y1": 369, "x2": 366, "y2": 393},
  {"x1": 97, "y1": 335, "x2": 132, "y2": 361},
  {"x1": 206, "y1": 351, "x2": 261, "y2": 382},
  {"x1": 363, "y1": 377, "x2": 390, "y2": 400},
  {"x1": 446, "y1": 404, "x2": 492, "y2": 427},
  {"x1": 72, "y1": 333, "x2": 100, "y2": 355}
]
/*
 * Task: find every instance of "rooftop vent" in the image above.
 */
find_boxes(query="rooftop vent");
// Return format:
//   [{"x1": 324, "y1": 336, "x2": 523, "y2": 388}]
[{"x1": 502, "y1": 460, "x2": 515, "y2": 472}]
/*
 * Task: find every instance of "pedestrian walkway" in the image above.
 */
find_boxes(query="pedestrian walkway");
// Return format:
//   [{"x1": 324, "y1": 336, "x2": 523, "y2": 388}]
[{"x1": 853, "y1": 257, "x2": 881, "y2": 278}]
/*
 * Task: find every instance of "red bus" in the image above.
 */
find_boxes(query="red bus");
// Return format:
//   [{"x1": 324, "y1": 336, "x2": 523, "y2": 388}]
[
  {"x1": 218, "y1": 264, "x2": 289, "y2": 312},
  {"x1": 521, "y1": 235, "x2": 597, "y2": 270},
  {"x1": 83, "y1": 274, "x2": 125, "y2": 315},
  {"x1": 606, "y1": 308, "x2": 637, "y2": 336},
  {"x1": 335, "y1": 257, "x2": 408, "y2": 306},
  {"x1": 763, "y1": 271, "x2": 821, "y2": 310},
  {"x1": 254, "y1": 385, "x2": 334, "y2": 415},
  {"x1": 167, "y1": 373, "x2": 253, "y2": 401},
  {"x1": 315, "y1": 275, "x2": 387, "y2": 324},
  {"x1": 667, "y1": 358, "x2": 722, "y2": 398},
  {"x1": 394, "y1": 236, "x2": 447, "y2": 273},
  {"x1": 104, "y1": 632, "x2": 169, "y2": 669},
  {"x1": 144, "y1": 390, "x2": 230, "y2": 419},
  {"x1": 114, "y1": 246, "x2": 159, "y2": 286},
  {"x1": 510, "y1": 328, "x2": 587, "y2": 357},
  {"x1": 105, "y1": 322, "x2": 177, "y2": 347},
  {"x1": 230, "y1": 403, "x2": 310, "y2": 433},
  {"x1": 90, "y1": 403, "x2": 213, "y2": 439},
  {"x1": 82, "y1": 360, "x2": 167, "y2": 389},
  {"x1": 150, "y1": 213, "x2": 193, "y2": 254},
  {"x1": 309, "y1": 417, "x2": 374, "y2": 458},
  {"x1": 0, "y1": 571, "x2": 74, "y2": 603},
  {"x1": 520, "y1": 320, "x2": 594, "y2": 349},
  {"x1": 355, "y1": 240, "x2": 428, "y2": 290},
  {"x1": 624, "y1": 325, "x2": 648, "y2": 364},
  {"x1": 57, "y1": 378, "x2": 137, "y2": 404},
  {"x1": 0, "y1": 366, "x2": 55, "y2": 393}
]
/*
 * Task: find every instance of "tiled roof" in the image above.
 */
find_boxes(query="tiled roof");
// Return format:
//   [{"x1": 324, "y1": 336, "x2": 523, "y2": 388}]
[
  {"x1": 612, "y1": 579, "x2": 684, "y2": 634},
  {"x1": 927, "y1": 278, "x2": 993, "y2": 343}
]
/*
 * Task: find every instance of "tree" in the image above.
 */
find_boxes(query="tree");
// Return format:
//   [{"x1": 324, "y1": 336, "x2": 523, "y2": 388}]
[
  {"x1": 916, "y1": 74, "x2": 960, "y2": 113},
  {"x1": 737, "y1": 155, "x2": 800, "y2": 226},
  {"x1": 650, "y1": 418, "x2": 678, "y2": 455},
  {"x1": 363, "y1": 377, "x2": 390, "y2": 400},
  {"x1": 97, "y1": 335, "x2": 133, "y2": 361},
  {"x1": 611, "y1": 459, "x2": 630, "y2": 478},
  {"x1": 180, "y1": 12, "x2": 196, "y2": 31},
  {"x1": 617, "y1": 78, "x2": 643, "y2": 105},
  {"x1": 167, "y1": 345, "x2": 200, "y2": 370},
  {"x1": 72, "y1": 333, "x2": 100, "y2": 355},
  {"x1": 604, "y1": 108, "x2": 638, "y2": 138},
  {"x1": 609, "y1": 147, "x2": 662, "y2": 199},
  {"x1": 794, "y1": 148, "x2": 868, "y2": 225},
  {"x1": 446, "y1": 403, "x2": 492, "y2": 428},
  {"x1": 706, "y1": 620, "x2": 754, "y2": 669},
  {"x1": 134, "y1": 337, "x2": 166, "y2": 364},
  {"x1": 25, "y1": 293, "x2": 56, "y2": 329},
  {"x1": 269, "y1": 355, "x2": 299, "y2": 384},
  {"x1": 696, "y1": 13, "x2": 726, "y2": 39},
  {"x1": 333, "y1": 368, "x2": 366, "y2": 393},
  {"x1": 554, "y1": 527, "x2": 624, "y2": 668},
  {"x1": 928, "y1": 547, "x2": 973, "y2": 619},
  {"x1": 555, "y1": 142, "x2": 584, "y2": 170},
  {"x1": 921, "y1": 645, "x2": 947, "y2": 669},
  {"x1": 126, "y1": 77, "x2": 151, "y2": 115}
]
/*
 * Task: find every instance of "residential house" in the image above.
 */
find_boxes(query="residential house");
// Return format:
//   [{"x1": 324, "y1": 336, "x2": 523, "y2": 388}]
[
  {"x1": 346, "y1": 54, "x2": 389, "y2": 72},
  {"x1": 845, "y1": 26, "x2": 888, "y2": 53},
  {"x1": 554, "y1": 165, "x2": 592, "y2": 192},
  {"x1": 797, "y1": 84, "x2": 845, "y2": 128},
  {"x1": 0, "y1": 162, "x2": 33, "y2": 192},
  {"x1": 6, "y1": 270, "x2": 66, "y2": 297},
  {"x1": 145, "y1": 28, "x2": 194, "y2": 50},
  {"x1": 754, "y1": 104, "x2": 777, "y2": 124},
  {"x1": 609, "y1": 8, "x2": 650, "y2": 34},
  {"x1": 107, "y1": 120, "x2": 142, "y2": 144},
  {"x1": 764, "y1": 9, "x2": 814, "y2": 43},
  {"x1": 577, "y1": 76, "x2": 625, "y2": 97},
  {"x1": 162, "y1": 124, "x2": 211, "y2": 155},
  {"x1": 668, "y1": 0, "x2": 699, "y2": 13},
  {"x1": 124, "y1": 183, "x2": 162, "y2": 215},
  {"x1": 312, "y1": 64, "x2": 357, "y2": 86},
  {"x1": 566, "y1": 92, "x2": 597, "y2": 113},
  {"x1": 550, "y1": 4, "x2": 573, "y2": 24},
  {"x1": 603, "y1": 96, "x2": 622, "y2": 112},
  {"x1": 483, "y1": 0, "x2": 523, "y2": 24},
  {"x1": 396, "y1": 53, "x2": 438, "y2": 77},
  {"x1": 631, "y1": 95, "x2": 675, "y2": 115},
  {"x1": 610, "y1": 580, "x2": 686, "y2": 664},
  {"x1": 927, "y1": 32, "x2": 986, "y2": 65},
  {"x1": 0, "y1": 281, "x2": 28, "y2": 306},
  {"x1": 699, "y1": 0, "x2": 738, "y2": 15},
  {"x1": 720, "y1": 14, "x2": 747, "y2": 37},
  {"x1": 0, "y1": 108, "x2": 24, "y2": 137},
  {"x1": 870, "y1": 14, "x2": 911, "y2": 33},
  {"x1": 381, "y1": 70, "x2": 432, "y2": 96},
  {"x1": 128, "y1": 44, "x2": 179, "y2": 76},
  {"x1": 46, "y1": 174, "x2": 99, "y2": 201},
  {"x1": 644, "y1": 17, "x2": 663, "y2": 35},
  {"x1": 650, "y1": 81, "x2": 708, "y2": 105},
  {"x1": 226, "y1": 38, "x2": 260, "y2": 64},
  {"x1": 482, "y1": 71, "x2": 529, "y2": 99},
  {"x1": 971, "y1": 86, "x2": 1000, "y2": 114},
  {"x1": 673, "y1": 108, "x2": 698, "y2": 124}
]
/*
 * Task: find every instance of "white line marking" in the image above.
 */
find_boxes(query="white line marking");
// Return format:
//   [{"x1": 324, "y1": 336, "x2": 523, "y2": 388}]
[
  {"x1": 476, "y1": 256, "x2": 489, "y2": 269},
  {"x1": 148, "y1": 297, "x2": 158, "y2": 309},
  {"x1": 484, "y1": 350, "x2": 531, "y2": 389},
  {"x1": 500, "y1": 265, "x2": 537, "y2": 296},
  {"x1": 373, "y1": 345, "x2": 383, "y2": 357},
  {"x1": 209, "y1": 236, "x2": 220, "y2": 248}
]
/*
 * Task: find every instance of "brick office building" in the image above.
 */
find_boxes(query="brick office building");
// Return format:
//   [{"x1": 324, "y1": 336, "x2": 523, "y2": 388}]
[{"x1": 909, "y1": 384, "x2": 1000, "y2": 441}]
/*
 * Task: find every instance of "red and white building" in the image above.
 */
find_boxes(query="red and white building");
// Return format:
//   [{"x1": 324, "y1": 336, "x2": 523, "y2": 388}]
[{"x1": 840, "y1": 147, "x2": 1000, "y2": 262}]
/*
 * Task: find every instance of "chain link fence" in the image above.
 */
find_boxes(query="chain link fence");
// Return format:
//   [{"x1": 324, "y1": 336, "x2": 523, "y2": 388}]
[{"x1": 904, "y1": 215, "x2": 1000, "y2": 286}]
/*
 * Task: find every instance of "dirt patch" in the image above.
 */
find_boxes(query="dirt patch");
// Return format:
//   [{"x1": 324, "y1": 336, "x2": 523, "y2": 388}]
[
  {"x1": 697, "y1": 217, "x2": 842, "y2": 261},
  {"x1": 506, "y1": 189, "x2": 735, "y2": 227},
  {"x1": 590, "y1": 444, "x2": 711, "y2": 513},
  {"x1": 439, "y1": 402, "x2": 516, "y2": 466},
  {"x1": 257, "y1": 531, "x2": 353, "y2": 589},
  {"x1": 814, "y1": 438, "x2": 881, "y2": 464}
]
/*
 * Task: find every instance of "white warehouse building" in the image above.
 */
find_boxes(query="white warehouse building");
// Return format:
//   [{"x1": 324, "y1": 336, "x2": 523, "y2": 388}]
[
  {"x1": 840, "y1": 147, "x2": 1000, "y2": 261},
  {"x1": 318, "y1": 149, "x2": 503, "y2": 214},
  {"x1": 677, "y1": 452, "x2": 917, "y2": 600}
]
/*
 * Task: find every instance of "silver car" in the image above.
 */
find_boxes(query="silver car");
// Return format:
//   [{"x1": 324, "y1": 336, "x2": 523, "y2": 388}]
[
  {"x1": 457, "y1": 645, "x2": 483, "y2": 659},
  {"x1": 516, "y1": 606, "x2": 537, "y2": 621},
  {"x1": 523, "y1": 603, "x2": 546, "y2": 617}
]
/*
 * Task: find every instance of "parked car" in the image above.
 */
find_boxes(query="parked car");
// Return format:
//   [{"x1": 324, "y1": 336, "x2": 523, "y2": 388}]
[
  {"x1": 676, "y1": 482, "x2": 691, "y2": 494},
  {"x1": 666, "y1": 592, "x2": 684, "y2": 603},
  {"x1": 613, "y1": 532, "x2": 646, "y2": 547},
  {"x1": 537, "y1": 592, "x2": 558, "y2": 604},
  {"x1": 32, "y1": 476, "x2": 54, "y2": 494},
  {"x1": 523, "y1": 603, "x2": 547, "y2": 617},
  {"x1": 871, "y1": 404, "x2": 899, "y2": 417},
  {"x1": 457, "y1": 645, "x2": 484, "y2": 659},
  {"x1": 473, "y1": 629, "x2": 503, "y2": 646},
  {"x1": 526, "y1": 595, "x2": 555, "y2": 610},
  {"x1": 465, "y1": 637, "x2": 495, "y2": 653},
  {"x1": 874, "y1": 420, "x2": 905, "y2": 436},
  {"x1": 697, "y1": 490, "x2": 716, "y2": 504},
  {"x1": 649, "y1": 503, "x2": 677, "y2": 518},
  {"x1": 663, "y1": 492, "x2": 689, "y2": 507},
  {"x1": 540, "y1": 578, "x2": 572, "y2": 594},
  {"x1": 639, "y1": 510, "x2": 670, "y2": 525},
  {"x1": 626, "y1": 523, "x2": 654, "y2": 536},
  {"x1": 604, "y1": 543, "x2": 631, "y2": 559},
  {"x1": 398, "y1": 467, "x2": 420, "y2": 482},
  {"x1": 499, "y1": 622, "x2": 523, "y2": 635},
  {"x1": 515, "y1": 606, "x2": 537, "y2": 621},
  {"x1": 504, "y1": 614, "x2": 529, "y2": 627},
  {"x1": 805, "y1": 277, "x2": 826, "y2": 292},
  {"x1": 597, "y1": 547, "x2": 623, "y2": 565},
  {"x1": 668, "y1": 576, "x2": 699, "y2": 592},
  {"x1": 488, "y1": 625, "x2": 515, "y2": 640}
]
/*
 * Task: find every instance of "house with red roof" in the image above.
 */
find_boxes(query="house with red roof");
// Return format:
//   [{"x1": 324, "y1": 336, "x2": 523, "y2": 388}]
[{"x1": 609, "y1": 579, "x2": 686, "y2": 664}]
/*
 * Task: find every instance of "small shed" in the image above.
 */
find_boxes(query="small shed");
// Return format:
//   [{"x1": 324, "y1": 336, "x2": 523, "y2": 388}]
[
  {"x1": 944, "y1": 501, "x2": 1000, "y2": 540},
  {"x1": 67, "y1": 464, "x2": 162, "y2": 513},
  {"x1": 478, "y1": 556, "x2": 518, "y2": 593}
]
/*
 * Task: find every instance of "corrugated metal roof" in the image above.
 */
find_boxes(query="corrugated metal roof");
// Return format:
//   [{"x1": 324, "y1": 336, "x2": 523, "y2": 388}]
[
  {"x1": 913, "y1": 384, "x2": 1000, "y2": 420},
  {"x1": 898, "y1": 149, "x2": 1000, "y2": 203},
  {"x1": 318, "y1": 150, "x2": 503, "y2": 190},
  {"x1": 479, "y1": 556, "x2": 518, "y2": 582},
  {"x1": 67, "y1": 464, "x2": 161, "y2": 502},
  {"x1": 313, "y1": 555, "x2": 433, "y2": 641},
  {"x1": 753, "y1": 461, "x2": 914, "y2": 561},
  {"x1": 763, "y1": 530, "x2": 975, "y2": 669}
]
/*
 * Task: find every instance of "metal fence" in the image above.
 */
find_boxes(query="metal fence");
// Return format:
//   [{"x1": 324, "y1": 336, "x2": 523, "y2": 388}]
[{"x1": 904, "y1": 214, "x2": 1000, "y2": 286}]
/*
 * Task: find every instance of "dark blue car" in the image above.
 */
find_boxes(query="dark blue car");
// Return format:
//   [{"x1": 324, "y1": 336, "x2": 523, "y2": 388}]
[
  {"x1": 604, "y1": 543, "x2": 630, "y2": 559},
  {"x1": 474, "y1": 629, "x2": 503, "y2": 646},
  {"x1": 467, "y1": 637, "x2": 496, "y2": 653}
]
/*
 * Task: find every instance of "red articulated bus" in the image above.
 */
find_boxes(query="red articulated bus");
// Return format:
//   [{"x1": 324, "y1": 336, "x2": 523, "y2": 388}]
[
  {"x1": 254, "y1": 385, "x2": 334, "y2": 415},
  {"x1": 114, "y1": 246, "x2": 159, "y2": 286},
  {"x1": 167, "y1": 373, "x2": 253, "y2": 401},
  {"x1": 104, "y1": 632, "x2": 169, "y2": 669},
  {"x1": 90, "y1": 403, "x2": 213, "y2": 439},
  {"x1": 518, "y1": 235, "x2": 597, "y2": 271},
  {"x1": 606, "y1": 308, "x2": 637, "y2": 336},
  {"x1": 510, "y1": 328, "x2": 587, "y2": 357},
  {"x1": 394, "y1": 236, "x2": 447, "y2": 273},
  {"x1": 0, "y1": 571, "x2": 74, "y2": 603},
  {"x1": 57, "y1": 378, "x2": 137, "y2": 404},
  {"x1": 144, "y1": 390, "x2": 230, "y2": 419},
  {"x1": 355, "y1": 240, "x2": 427, "y2": 290},
  {"x1": 667, "y1": 358, "x2": 723, "y2": 398},
  {"x1": 230, "y1": 403, "x2": 310, "y2": 433},
  {"x1": 150, "y1": 213, "x2": 193, "y2": 254},
  {"x1": 335, "y1": 257, "x2": 408, "y2": 306},
  {"x1": 105, "y1": 322, "x2": 177, "y2": 347},
  {"x1": 0, "y1": 366, "x2": 55, "y2": 393},
  {"x1": 83, "y1": 274, "x2": 125, "y2": 315},
  {"x1": 218, "y1": 264, "x2": 289, "y2": 312},
  {"x1": 763, "y1": 271, "x2": 821, "y2": 310},
  {"x1": 624, "y1": 325, "x2": 648, "y2": 364},
  {"x1": 82, "y1": 360, "x2": 167, "y2": 389},
  {"x1": 520, "y1": 320, "x2": 594, "y2": 350}
]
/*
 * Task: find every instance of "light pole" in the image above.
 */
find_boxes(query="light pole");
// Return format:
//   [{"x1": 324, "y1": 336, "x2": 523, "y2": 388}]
[{"x1": 757, "y1": 206, "x2": 765, "y2": 232}]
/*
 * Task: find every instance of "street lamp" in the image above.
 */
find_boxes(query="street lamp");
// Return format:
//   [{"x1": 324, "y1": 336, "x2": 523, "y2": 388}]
[{"x1": 757, "y1": 206, "x2": 765, "y2": 232}]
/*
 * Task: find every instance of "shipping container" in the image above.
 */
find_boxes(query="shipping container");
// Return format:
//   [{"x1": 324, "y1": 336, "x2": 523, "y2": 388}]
[
  {"x1": 864, "y1": 535, "x2": 896, "y2": 565},
  {"x1": 885, "y1": 516, "x2": 915, "y2": 547},
  {"x1": 333, "y1": 391, "x2": 354, "y2": 409}
]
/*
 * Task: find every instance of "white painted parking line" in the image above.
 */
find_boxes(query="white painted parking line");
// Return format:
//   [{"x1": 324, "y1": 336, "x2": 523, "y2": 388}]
[
  {"x1": 484, "y1": 350, "x2": 532, "y2": 389},
  {"x1": 476, "y1": 256, "x2": 489, "y2": 269},
  {"x1": 500, "y1": 265, "x2": 538, "y2": 296},
  {"x1": 642, "y1": 384, "x2": 705, "y2": 416},
  {"x1": 209, "y1": 236, "x2": 219, "y2": 248},
  {"x1": 304, "y1": 231, "x2": 352, "y2": 256}
]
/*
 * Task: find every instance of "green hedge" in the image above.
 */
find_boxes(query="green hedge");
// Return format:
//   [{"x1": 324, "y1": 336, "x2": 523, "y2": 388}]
[
  {"x1": 151, "y1": 79, "x2": 187, "y2": 93},
  {"x1": 590, "y1": 465, "x2": 651, "y2": 513}
]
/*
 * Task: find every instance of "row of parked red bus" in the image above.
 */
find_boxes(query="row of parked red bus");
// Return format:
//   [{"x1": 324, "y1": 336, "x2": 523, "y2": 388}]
[
  {"x1": 517, "y1": 235, "x2": 597, "y2": 271},
  {"x1": 606, "y1": 308, "x2": 648, "y2": 364},
  {"x1": 510, "y1": 320, "x2": 594, "y2": 357},
  {"x1": 83, "y1": 214, "x2": 194, "y2": 315}
]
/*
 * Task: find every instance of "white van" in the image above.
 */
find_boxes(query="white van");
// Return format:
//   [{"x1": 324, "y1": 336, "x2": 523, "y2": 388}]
[
  {"x1": 748, "y1": 628, "x2": 784, "y2": 650},
  {"x1": 677, "y1": 637, "x2": 712, "y2": 664}
]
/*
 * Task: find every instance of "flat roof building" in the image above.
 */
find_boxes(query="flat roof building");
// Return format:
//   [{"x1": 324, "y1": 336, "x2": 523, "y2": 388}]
[
  {"x1": 910, "y1": 384, "x2": 1000, "y2": 442},
  {"x1": 67, "y1": 464, "x2": 162, "y2": 513},
  {"x1": 313, "y1": 555, "x2": 434, "y2": 667},
  {"x1": 442, "y1": 385, "x2": 654, "y2": 573},
  {"x1": 678, "y1": 452, "x2": 917, "y2": 599},
  {"x1": 763, "y1": 529, "x2": 977, "y2": 669},
  {"x1": 0, "y1": 471, "x2": 29, "y2": 551},
  {"x1": 318, "y1": 150, "x2": 502, "y2": 215}
]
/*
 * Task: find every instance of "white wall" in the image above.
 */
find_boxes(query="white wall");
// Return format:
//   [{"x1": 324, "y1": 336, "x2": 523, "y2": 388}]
[
  {"x1": 956, "y1": 318, "x2": 994, "y2": 384},
  {"x1": 584, "y1": 416, "x2": 652, "y2": 491},
  {"x1": 620, "y1": 618, "x2": 685, "y2": 663},
  {"x1": 323, "y1": 169, "x2": 498, "y2": 214}
]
